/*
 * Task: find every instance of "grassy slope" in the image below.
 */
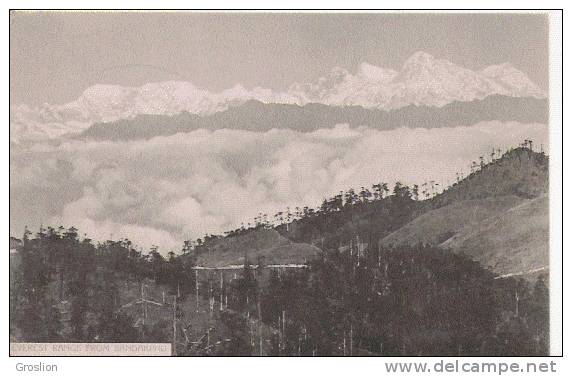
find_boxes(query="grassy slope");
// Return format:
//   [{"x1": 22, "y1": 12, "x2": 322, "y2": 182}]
[
  {"x1": 441, "y1": 195, "x2": 548, "y2": 278},
  {"x1": 196, "y1": 229, "x2": 321, "y2": 267},
  {"x1": 380, "y1": 195, "x2": 548, "y2": 278},
  {"x1": 380, "y1": 148, "x2": 549, "y2": 278},
  {"x1": 382, "y1": 148, "x2": 549, "y2": 274},
  {"x1": 381, "y1": 195, "x2": 525, "y2": 247}
]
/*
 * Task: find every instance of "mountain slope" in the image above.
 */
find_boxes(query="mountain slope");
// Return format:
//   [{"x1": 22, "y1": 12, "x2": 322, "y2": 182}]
[
  {"x1": 380, "y1": 148, "x2": 549, "y2": 278},
  {"x1": 380, "y1": 195, "x2": 526, "y2": 247},
  {"x1": 380, "y1": 195, "x2": 549, "y2": 279},
  {"x1": 441, "y1": 195, "x2": 548, "y2": 278},
  {"x1": 78, "y1": 95, "x2": 548, "y2": 141},
  {"x1": 432, "y1": 147, "x2": 549, "y2": 205},
  {"x1": 201, "y1": 148, "x2": 549, "y2": 277},
  {"x1": 194, "y1": 228, "x2": 320, "y2": 267}
]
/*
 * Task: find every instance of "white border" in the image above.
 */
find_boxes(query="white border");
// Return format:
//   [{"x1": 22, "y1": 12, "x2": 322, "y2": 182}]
[
  {"x1": 1, "y1": 4, "x2": 566, "y2": 375},
  {"x1": 548, "y1": 11, "x2": 563, "y2": 357}
]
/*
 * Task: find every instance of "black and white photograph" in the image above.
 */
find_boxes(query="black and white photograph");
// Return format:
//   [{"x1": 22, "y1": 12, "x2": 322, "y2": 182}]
[{"x1": 7, "y1": 9, "x2": 562, "y2": 361}]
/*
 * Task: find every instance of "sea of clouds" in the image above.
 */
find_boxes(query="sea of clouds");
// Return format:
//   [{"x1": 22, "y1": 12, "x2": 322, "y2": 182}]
[{"x1": 10, "y1": 121, "x2": 548, "y2": 253}]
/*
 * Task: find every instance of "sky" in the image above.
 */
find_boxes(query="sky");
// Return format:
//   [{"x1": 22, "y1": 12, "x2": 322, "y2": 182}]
[{"x1": 10, "y1": 11, "x2": 549, "y2": 106}]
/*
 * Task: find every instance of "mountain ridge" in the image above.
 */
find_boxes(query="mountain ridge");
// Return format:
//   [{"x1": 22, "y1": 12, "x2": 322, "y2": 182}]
[
  {"x1": 10, "y1": 52, "x2": 546, "y2": 143},
  {"x1": 78, "y1": 95, "x2": 548, "y2": 141}
]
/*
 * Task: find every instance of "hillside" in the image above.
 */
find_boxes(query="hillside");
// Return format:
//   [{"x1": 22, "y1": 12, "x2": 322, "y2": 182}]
[
  {"x1": 430, "y1": 147, "x2": 548, "y2": 205},
  {"x1": 381, "y1": 195, "x2": 526, "y2": 247},
  {"x1": 441, "y1": 195, "x2": 549, "y2": 278},
  {"x1": 194, "y1": 229, "x2": 321, "y2": 267},
  {"x1": 78, "y1": 96, "x2": 548, "y2": 141},
  {"x1": 380, "y1": 195, "x2": 548, "y2": 278},
  {"x1": 200, "y1": 147, "x2": 549, "y2": 278},
  {"x1": 380, "y1": 147, "x2": 549, "y2": 278}
]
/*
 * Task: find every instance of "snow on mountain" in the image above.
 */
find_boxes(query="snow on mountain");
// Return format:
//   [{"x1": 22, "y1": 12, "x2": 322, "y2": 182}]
[
  {"x1": 10, "y1": 52, "x2": 546, "y2": 143},
  {"x1": 10, "y1": 82, "x2": 282, "y2": 143},
  {"x1": 480, "y1": 63, "x2": 546, "y2": 98},
  {"x1": 287, "y1": 63, "x2": 399, "y2": 107},
  {"x1": 288, "y1": 52, "x2": 545, "y2": 109}
]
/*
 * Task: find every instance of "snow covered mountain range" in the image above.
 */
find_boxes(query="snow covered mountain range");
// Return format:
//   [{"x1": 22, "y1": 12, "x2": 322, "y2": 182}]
[{"x1": 10, "y1": 52, "x2": 546, "y2": 143}]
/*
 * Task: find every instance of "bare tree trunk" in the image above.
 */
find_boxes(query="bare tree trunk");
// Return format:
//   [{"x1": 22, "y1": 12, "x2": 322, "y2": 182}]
[
  {"x1": 220, "y1": 272, "x2": 223, "y2": 311},
  {"x1": 350, "y1": 324, "x2": 353, "y2": 356},
  {"x1": 172, "y1": 295, "x2": 177, "y2": 356},
  {"x1": 195, "y1": 269, "x2": 199, "y2": 313}
]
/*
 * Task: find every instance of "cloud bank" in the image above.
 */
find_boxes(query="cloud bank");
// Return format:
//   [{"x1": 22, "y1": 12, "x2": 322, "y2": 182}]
[{"x1": 10, "y1": 121, "x2": 548, "y2": 252}]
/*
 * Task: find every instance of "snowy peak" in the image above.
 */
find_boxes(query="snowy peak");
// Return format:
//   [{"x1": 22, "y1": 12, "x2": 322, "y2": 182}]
[
  {"x1": 288, "y1": 52, "x2": 544, "y2": 109},
  {"x1": 358, "y1": 62, "x2": 398, "y2": 82},
  {"x1": 10, "y1": 51, "x2": 546, "y2": 143},
  {"x1": 390, "y1": 53, "x2": 494, "y2": 107},
  {"x1": 480, "y1": 63, "x2": 546, "y2": 98},
  {"x1": 400, "y1": 52, "x2": 456, "y2": 80},
  {"x1": 402, "y1": 51, "x2": 439, "y2": 69}
]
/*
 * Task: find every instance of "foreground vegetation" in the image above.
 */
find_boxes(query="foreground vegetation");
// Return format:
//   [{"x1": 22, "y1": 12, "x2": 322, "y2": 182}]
[
  {"x1": 9, "y1": 227, "x2": 549, "y2": 355},
  {"x1": 9, "y1": 144, "x2": 550, "y2": 355}
]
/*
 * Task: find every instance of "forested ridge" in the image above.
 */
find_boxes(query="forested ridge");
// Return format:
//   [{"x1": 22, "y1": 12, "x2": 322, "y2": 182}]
[
  {"x1": 79, "y1": 96, "x2": 548, "y2": 141},
  {"x1": 9, "y1": 144, "x2": 550, "y2": 355}
]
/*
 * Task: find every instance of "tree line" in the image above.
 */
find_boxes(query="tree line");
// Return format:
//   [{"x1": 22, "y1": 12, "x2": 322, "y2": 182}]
[
  {"x1": 185, "y1": 240, "x2": 549, "y2": 355},
  {"x1": 10, "y1": 226, "x2": 195, "y2": 344}
]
